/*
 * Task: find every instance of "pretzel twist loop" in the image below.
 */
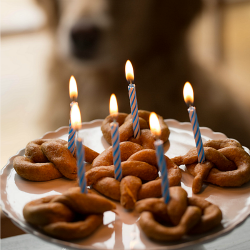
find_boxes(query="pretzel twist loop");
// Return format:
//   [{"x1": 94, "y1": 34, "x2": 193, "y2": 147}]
[
  {"x1": 14, "y1": 139, "x2": 78, "y2": 181},
  {"x1": 23, "y1": 187, "x2": 116, "y2": 240},
  {"x1": 171, "y1": 139, "x2": 250, "y2": 193},
  {"x1": 135, "y1": 186, "x2": 222, "y2": 241}
]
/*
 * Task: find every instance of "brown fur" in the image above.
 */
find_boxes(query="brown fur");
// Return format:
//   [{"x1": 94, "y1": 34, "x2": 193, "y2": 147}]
[{"x1": 36, "y1": 0, "x2": 250, "y2": 149}]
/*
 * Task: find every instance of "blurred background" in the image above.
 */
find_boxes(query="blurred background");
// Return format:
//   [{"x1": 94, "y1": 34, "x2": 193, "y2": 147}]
[{"x1": 0, "y1": 0, "x2": 250, "y2": 238}]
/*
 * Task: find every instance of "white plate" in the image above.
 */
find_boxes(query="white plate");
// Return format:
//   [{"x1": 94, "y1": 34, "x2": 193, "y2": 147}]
[{"x1": 1, "y1": 119, "x2": 250, "y2": 250}]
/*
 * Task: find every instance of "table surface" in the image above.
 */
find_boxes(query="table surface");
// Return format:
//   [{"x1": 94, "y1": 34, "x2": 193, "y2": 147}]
[{"x1": 1, "y1": 215, "x2": 250, "y2": 250}]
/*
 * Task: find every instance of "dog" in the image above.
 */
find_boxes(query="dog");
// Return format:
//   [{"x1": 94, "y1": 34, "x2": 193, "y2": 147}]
[{"x1": 36, "y1": 0, "x2": 250, "y2": 148}]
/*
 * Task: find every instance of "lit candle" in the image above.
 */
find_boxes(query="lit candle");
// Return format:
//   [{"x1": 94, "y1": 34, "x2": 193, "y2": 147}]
[
  {"x1": 125, "y1": 60, "x2": 140, "y2": 139},
  {"x1": 109, "y1": 94, "x2": 122, "y2": 181},
  {"x1": 68, "y1": 76, "x2": 78, "y2": 155},
  {"x1": 149, "y1": 112, "x2": 170, "y2": 203},
  {"x1": 183, "y1": 82, "x2": 205, "y2": 163},
  {"x1": 71, "y1": 102, "x2": 87, "y2": 193}
]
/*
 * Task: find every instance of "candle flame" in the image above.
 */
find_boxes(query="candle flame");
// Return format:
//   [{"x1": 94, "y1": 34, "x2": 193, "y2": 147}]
[
  {"x1": 70, "y1": 102, "x2": 81, "y2": 130},
  {"x1": 109, "y1": 94, "x2": 118, "y2": 117},
  {"x1": 183, "y1": 82, "x2": 194, "y2": 106},
  {"x1": 149, "y1": 112, "x2": 161, "y2": 137},
  {"x1": 69, "y1": 75, "x2": 78, "y2": 100},
  {"x1": 125, "y1": 60, "x2": 134, "y2": 82}
]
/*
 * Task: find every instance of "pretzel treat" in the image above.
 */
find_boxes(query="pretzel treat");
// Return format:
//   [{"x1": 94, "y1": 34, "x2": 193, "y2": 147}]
[
  {"x1": 171, "y1": 139, "x2": 250, "y2": 193},
  {"x1": 101, "y1": 110, "x2": 170, "y2": 149},
  {"x1": 135, "y1": 186, "x2": 222, "y2": 241},
  {"x1": 86, "y1": 145, "x2": 182, "y2": 209},
  {"x1": 13, "y1": 139, "x2": 77, "y2": 181},
  {"x1": 23, "y1": 187, "x2": 116, "y2": 240}
]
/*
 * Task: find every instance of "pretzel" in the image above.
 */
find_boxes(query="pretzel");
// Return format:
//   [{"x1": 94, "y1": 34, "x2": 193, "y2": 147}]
[
  {"x1": 101, "y1": 110, "x2": 170, "y2": 149},
  {"x1": 13, "y1": 139, "x2": 77, "y2": 181},
  {"x1": 135, "y1": 186, "x2": 222, "y2": 241},
  {"x1": 23, "y1": 187, "x2": 116, "y2": 240},
  {"x1": 86, "y1": 147, "x2": 182, "y2": 209},
  {"x1": 171, "y1": 139, "x2": 250, "y2": 193}
]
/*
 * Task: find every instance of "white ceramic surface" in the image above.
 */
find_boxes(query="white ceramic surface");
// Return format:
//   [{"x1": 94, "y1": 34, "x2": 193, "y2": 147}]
[{"x1": 1, "y1": 119, "x2": 250, "y2": 250}]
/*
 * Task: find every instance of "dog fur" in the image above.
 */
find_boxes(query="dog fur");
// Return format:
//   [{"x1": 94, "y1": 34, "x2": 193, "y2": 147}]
[{"x1": 36, "y1": 0, "x2": 250, "y2": 148}]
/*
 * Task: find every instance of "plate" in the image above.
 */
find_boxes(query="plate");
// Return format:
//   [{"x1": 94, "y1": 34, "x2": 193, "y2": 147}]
[{"x1": 1, "y1": 119, "x2": 250, "y2": 250}]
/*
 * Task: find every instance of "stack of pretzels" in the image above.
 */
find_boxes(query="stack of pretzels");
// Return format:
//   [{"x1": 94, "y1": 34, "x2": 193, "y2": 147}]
[
  {"x1": 19, "y1": 110, "x2": 250, "y2": 243},
  {"x1": 85, "y1": 141, "x2": 182, "y2": 209}
]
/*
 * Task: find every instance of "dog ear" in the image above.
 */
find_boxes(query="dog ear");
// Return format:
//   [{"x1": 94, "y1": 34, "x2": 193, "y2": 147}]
[{"x1": 35, "y1": 0, "x2": 60, "y2": 29}]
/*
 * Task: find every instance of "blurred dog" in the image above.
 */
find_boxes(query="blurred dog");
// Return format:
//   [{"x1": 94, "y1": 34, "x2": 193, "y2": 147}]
[{"x1": 36, "y1": 0, "x2": 250, "y2": 148}]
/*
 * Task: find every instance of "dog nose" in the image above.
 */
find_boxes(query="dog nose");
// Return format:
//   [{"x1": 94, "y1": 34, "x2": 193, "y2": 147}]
[{"x1": 70, "y1": 23, "x2": 101, "y2": 59}]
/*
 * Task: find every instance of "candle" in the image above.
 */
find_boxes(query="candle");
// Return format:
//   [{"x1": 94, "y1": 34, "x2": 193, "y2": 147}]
[
  {"x1": 125, "y1": 60, "x2": 140, "y2": 139},
  {"x1": 183, "y1": 82, "x2": 205, "y2": 163},
  {"x1": 109, "y1": 94, "x2": 122, "y2": 181},
  {"x1": 68, "y1": 76, "x2": 78, "y2": 155},
  {"x1": 149, "y1": 112, "x2": 170, "y2": 203},
  {"x1": 71, "y1": 102, "x2": 87, "y2": 193}
]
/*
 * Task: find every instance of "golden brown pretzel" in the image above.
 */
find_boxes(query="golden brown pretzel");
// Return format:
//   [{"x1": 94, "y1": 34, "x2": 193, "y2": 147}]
[
  {"x1": 13, "y1": 139, "x2": 77, "y2": 181},
  {"x1": 23, "y1": 188, "x2": 116, "y2": 240},
  {"x1": 171, "y1": 139, "x2": 250, "y2": 193},
  {"x1": 86, "y1": 147, "x2": 182, "y2": 209},
  {"x1": 135, "y1": 186, "x2": 222, "y2": 241},
  {"x1": 101, "y1": 110, "x2": 170, "y2": 149}
]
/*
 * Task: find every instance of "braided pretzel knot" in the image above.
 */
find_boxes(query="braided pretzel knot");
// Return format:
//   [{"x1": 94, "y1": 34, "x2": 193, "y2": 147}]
[
  {"x1": 101, "y1": 110, "x2": 170, "y2": 149},
  {"x1": 13, "y1": 139, "x2": 78, "y2": 181},
  {"x1": 23, "y1": 187, "x2": 116, "y2": 240},
  {"x1": 171, "y1": 139, "x2": 250, "y2": 194},
  {"x1": 135, "y1": 186, "x2": 222, "y2": 241},
  {"x1": 86, "y1": 142, "x2": 182, "y2": 209}
]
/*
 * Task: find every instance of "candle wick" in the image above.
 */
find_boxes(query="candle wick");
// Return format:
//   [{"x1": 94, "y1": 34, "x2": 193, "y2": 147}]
[
  {"x1": 71, "y1": 97, "x2": 77, "y2": 103},
  {"x1": 185, "y1": 101, "x2": 193, "y2": 108}
]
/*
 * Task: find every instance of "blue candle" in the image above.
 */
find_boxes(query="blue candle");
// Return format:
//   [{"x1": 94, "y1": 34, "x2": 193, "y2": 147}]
[
  {"x1": 126, "y1": 60, "x2": 140, "y2": 139},
  {"x1": 110, "y1": 94, "x2": 122, "y2": 181},
  {"x1": 71, "y1": 102, "x2": 87, "y2": 193},
  {"x1": 68, "y1": 103, "x2": 76, "y2": 155},
  {"x1": 184, "y1": 82, "x2": 205, "y2": 163},
  {"x1": 150, "y1": 112, "x2": 170, "y2": 203},
  {"x1": 111, "y1": 121, "x2": 122, "y2": 181},
  {"x1": 76, "y1": 137, "x2": 87, "y2": 193}
]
